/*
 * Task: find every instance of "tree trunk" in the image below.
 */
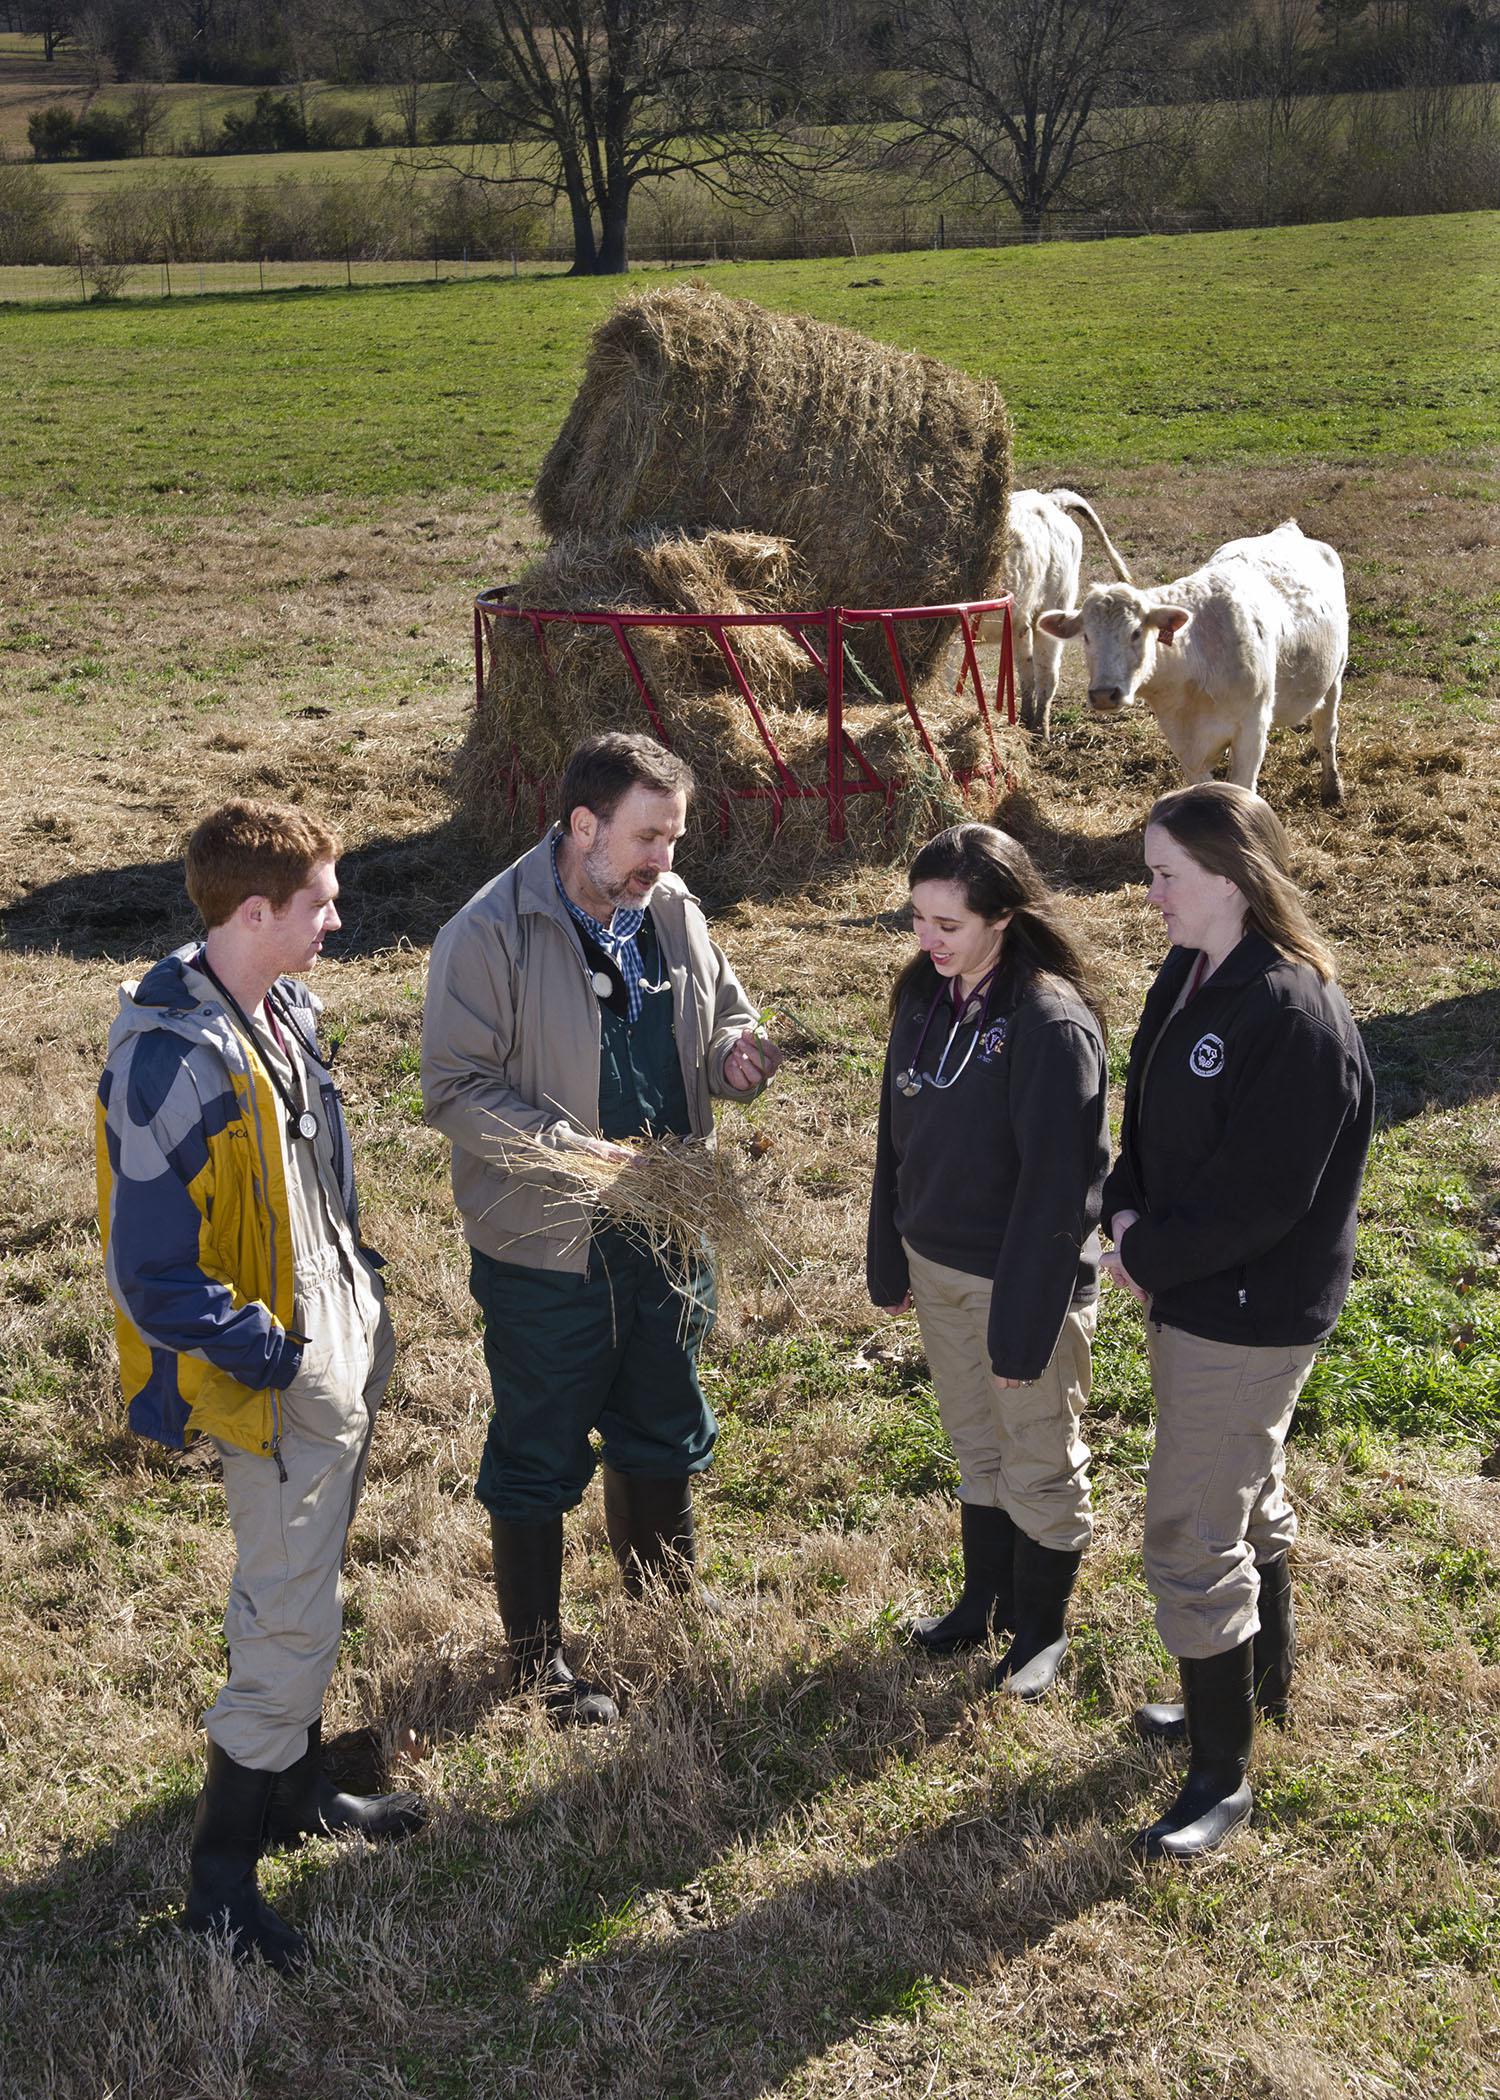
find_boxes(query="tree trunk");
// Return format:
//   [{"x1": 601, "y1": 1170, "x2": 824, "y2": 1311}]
[
  {"x1": 595, "y1": 196, "x2": 630, "y2": 274},
  {"x1": 562, "y1": 179, "x2": 599, "y2": 274}
]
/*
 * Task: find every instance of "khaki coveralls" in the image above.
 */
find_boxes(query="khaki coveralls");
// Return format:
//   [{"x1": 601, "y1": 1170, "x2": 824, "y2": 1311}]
[{"x1": 203, "y1": 1012, "x2": 393, "y2": 1773}]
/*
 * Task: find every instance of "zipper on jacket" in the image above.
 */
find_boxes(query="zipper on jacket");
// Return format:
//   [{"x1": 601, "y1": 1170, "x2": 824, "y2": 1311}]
[{"x1": 270, "y1": 1390, "x2": 288, "y2": 1481}]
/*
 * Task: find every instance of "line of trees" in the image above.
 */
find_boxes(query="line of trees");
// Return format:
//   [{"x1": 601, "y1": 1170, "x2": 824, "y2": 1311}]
[{"x1": 4, "y1": 0, "x2": 1498, "y2": 273}]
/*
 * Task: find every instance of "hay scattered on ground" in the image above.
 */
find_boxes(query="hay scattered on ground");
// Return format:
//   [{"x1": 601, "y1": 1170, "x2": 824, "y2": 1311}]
[
  {"x1": 483, "y1": 1124, "x2": 797, "y2": 1300},
  {"x1": 533, "y1": 284, "x2": 1012, "y2": 695}
]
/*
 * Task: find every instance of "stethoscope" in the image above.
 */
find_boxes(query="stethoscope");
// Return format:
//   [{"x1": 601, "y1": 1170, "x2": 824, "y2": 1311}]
[{"x1": 895, "y1": 964, "x2": 1000, "y2": 1097}]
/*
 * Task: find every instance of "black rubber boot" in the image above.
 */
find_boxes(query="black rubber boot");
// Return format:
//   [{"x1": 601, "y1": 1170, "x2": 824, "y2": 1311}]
[
  {"x1": 490, "y1": 1512, "x2": 618, "y2": 1726},
  {"x1": 1135, "y1": 1639, "x2": 1255, "y2": 1861},
  {"x1": 989, "y1": 1533, "x2": 1083, "y2": 1700},
  {"x1": 264, "y1": 1718, "x2": 428, "y2": 1847},
  {"x1": 908, "y1": 1501, "x2": 1016, "y2": 1655},
  {"x1": 1136, "y1": 1553, "x2": 1297, "y2": 1743},
  {"x1": 184, "y1": 1739, "x2": 308, "y2": 1972},
  {"x1": 1252, "y1": 1552, "x2": 1296, "y2": 1725},
  {"x1": 602, "y1": 1468, "x2": 698, "y2": 1597}
]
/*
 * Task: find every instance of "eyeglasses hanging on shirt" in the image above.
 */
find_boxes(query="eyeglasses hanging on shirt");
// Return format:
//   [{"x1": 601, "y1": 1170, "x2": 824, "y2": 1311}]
[
  {"x1": 196, "y1": 953, "x2": 321, "y2": 1145},
  {"x1": 895, "y1": 964, "x2": 1000, "y2": 1099}
]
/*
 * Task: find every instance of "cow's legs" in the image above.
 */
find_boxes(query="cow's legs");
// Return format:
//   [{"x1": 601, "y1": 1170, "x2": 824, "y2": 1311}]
[
  {"x1": 1026, "y1": 622, "x2": 1065, "y2": 740},
  {"x1": 1308, "y1": 677, "x2": 1344, "y2": 806},
  {"x1": 1015, "y1": 620, "x2": 1040, "y2": 733},
  {"x1": 1165, "y1": 725, "x2": 1234, "y2": 788},
  {"x1": 1225, "y1": 708, "x2": 1272, "y2": 795}
]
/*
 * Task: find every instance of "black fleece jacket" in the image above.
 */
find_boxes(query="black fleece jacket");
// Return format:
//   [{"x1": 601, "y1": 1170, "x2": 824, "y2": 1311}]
[
  {"x1": 866, "y1": 964, "x2": 1109, "y2": 1383},
  {"x1": 1102, "y1": 933, "x2": 1374, "y2": 1347}
]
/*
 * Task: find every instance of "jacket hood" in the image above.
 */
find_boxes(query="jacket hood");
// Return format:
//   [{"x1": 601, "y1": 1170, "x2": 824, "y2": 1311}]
[{"x1": 107, "y1": 944, "x2": 322, "y2": 1066}]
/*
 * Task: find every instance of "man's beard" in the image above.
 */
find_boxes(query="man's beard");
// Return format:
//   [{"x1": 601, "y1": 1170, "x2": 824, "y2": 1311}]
[{"x1": 583, "y1": 839, "x2": 655, "y2": 912}]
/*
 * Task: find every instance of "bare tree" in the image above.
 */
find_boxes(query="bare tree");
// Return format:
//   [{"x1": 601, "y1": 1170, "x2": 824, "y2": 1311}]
[
  {"x1": 71, "y1": 3, "x2": 113, "y2": 93},
  {"x1": 126, "y1": 82, "x2": 170, "y2": 155},
  {"x1": 882, "y1": 0, "x2": 1196, "y2": 236},
  {"x1": 22, "y1": 0, "x2": 75, "y2": 63},
  {"x1": 393, "y1": 0, "x2": 847, "y2": 274},
  {"x1": 1218, "y1": 0, "x2": 1328, "y2": 222}
]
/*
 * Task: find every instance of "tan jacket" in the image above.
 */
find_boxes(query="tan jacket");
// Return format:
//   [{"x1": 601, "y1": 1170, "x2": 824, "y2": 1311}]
[{"x1": 421, "y1": 832, "x2": 764, "y2": 1272}]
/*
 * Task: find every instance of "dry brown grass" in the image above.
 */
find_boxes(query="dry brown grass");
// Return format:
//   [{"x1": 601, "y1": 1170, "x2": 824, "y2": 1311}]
[{"x1": 1, "y1": 455, "x2": 1499, "y2": 2098}]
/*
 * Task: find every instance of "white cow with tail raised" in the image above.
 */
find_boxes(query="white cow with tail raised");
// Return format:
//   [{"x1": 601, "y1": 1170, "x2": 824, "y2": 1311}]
[
  {"x1": 1037, "y1": 519, "x2": 1348, "y2": 804},
  {"x1": 975, "y1": 488, "x2": 1133, "y2": 738}
]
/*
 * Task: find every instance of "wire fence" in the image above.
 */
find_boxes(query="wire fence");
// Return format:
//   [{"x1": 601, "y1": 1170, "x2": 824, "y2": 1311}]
[
  {"x1": 0, "y1": 206, "x2": 1239, "y2": 304},
  {"x1": 0, "y1": 252, "x2": 554, "y2": 303}
]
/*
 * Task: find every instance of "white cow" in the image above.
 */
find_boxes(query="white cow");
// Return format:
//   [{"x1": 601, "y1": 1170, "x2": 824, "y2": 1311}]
[
  {"x1": 1037, "y1": 519, "x2": 1348, "y2": 805},
  {"x1": 976, "y1": 488, "x2": 1133, "y2": 738}
]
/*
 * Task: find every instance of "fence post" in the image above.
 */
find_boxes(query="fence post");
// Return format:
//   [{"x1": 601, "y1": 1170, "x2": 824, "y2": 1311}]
[
  {"x1": 163, "y1": 254, "x2": 171, "y2": 297},
  {"x1": 345, "y1": 243, "x2": 352, "y2": 289},
  {"x1": 258, "y1": 252, "x2": 265, "y2": 292},
  {"x1": 76, "y1": 244, "x2": 86, "y2": 299},
  {"x1": 827, "y1": 608, "x2": 846, "y2": 844}
]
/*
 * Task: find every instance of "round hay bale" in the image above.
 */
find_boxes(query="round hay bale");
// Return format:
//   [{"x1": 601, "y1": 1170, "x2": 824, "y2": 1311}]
[{"x1": 533, "y1": 285, "x2": 1012, "y2": 697}]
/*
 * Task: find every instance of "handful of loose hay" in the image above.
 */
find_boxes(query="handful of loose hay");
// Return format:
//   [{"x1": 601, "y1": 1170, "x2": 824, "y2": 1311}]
[{"x1": 484, "y1": 1124, "x2": 797, "y2": 1302}]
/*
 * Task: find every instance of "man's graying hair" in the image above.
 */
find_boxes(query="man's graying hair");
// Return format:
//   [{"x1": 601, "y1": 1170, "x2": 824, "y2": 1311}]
[{"x1": 560, "y1": 733, "x2": 695, "y2": 827}]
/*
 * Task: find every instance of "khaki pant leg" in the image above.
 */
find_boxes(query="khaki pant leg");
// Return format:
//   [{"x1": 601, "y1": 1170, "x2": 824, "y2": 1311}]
[
  {"x1": 1144, "y1": 1321, "x2": 1317, "y2": 1660},
  {"x1": 204, "y1": 1283, "x2": 379, "y2": 1771},
  {"x1": 345, "y1": 1290, "x2": 394, "y2": 1544},
  {"x1": 906, "y1": 1244, "x2": 1004, "y2": 1508},
  {"x1": 906, "y1": 1244, "x2": 1095, "y2": 1551},
  {"x1": 991, "y1": 1300, "x2": 1095, "y2": 1552}
]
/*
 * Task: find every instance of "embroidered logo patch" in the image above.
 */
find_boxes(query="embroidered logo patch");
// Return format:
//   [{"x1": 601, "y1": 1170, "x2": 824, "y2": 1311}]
[
  {"x1": 1189, "y1": 1032, "x2": 1225, "y2": 1078},
  {"x1": 978, "y1": 1018, "x2": 1009, "y2": 1064}
]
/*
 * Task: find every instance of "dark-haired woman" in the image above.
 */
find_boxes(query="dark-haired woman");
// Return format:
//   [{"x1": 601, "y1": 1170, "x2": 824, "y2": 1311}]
[
  {"x1": 1102, "y1": 782, "x2": 1374, "y2": 1860},
  {"x1": 867, "y1": 824, "x2": 1110, "y2": 1700}
]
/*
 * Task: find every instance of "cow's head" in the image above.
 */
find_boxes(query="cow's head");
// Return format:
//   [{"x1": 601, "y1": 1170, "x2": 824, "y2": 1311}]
[{"x1": 1037, "y1": 585, "x2": 1192, "y2": 714}]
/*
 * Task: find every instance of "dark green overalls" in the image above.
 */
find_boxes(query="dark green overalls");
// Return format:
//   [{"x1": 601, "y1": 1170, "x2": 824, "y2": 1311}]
[{"x1": 472, "y1": 914, "x2": 718, "y2": 1520}]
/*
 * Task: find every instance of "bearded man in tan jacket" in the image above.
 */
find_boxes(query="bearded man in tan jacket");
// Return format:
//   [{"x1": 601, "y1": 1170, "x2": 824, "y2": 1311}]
[{"x1": 422, "y1": 734, "x2": 782, "y2": 1724}]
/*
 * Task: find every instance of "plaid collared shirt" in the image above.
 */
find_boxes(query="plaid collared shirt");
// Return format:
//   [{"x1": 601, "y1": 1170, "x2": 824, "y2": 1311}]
[{"x1": 551, "y1": 831, "x2": 648, "y2": 1022}]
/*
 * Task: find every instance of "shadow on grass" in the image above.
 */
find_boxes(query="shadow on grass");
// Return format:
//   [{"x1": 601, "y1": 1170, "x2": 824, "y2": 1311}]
[
  {"x1": 0, "y1": 1634, "x2": 1158, "y2": 2099},
  {"x1": 388, "y1": 1637, "x2": 1154, "y2": 2097},
  {"x1": 519, "y1": 1745, "x2": 1145, "y2": 2100},
  {"x1": 0, "y1": 821, "x2": 490, "y2": 963},
  {"x1": 1362, "y1": 985, "x2": 1500, "y2": 1131}
]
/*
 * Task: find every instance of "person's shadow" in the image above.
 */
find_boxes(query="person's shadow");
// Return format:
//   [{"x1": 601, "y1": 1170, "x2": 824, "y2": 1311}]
[
  {"x1": 0, "y1": 1631, "x2": 1161, "y2": 2096},
  {"x1": 376, "y1": 1629, "x2": 1156, "y2": 2096},
  {"x1": 1360, "y1": 985, "x2": 1500, "y2": 1131},
  {"x1": 0, "y1": 821, "x2": 488, "y2": 962}
]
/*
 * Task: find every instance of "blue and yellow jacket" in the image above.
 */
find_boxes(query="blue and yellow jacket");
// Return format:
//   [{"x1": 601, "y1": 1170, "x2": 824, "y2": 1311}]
[{"x1": 95, "y1": 947, "x2": 361, "y2": 1459}]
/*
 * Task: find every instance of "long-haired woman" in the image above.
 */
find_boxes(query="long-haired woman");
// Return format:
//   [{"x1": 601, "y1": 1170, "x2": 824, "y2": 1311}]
[
  {"x1": 867, "y1": 823, "x2": 1110, "y2": 1699},
  {"x1": 1102, "y1": 782, "x2": 1374, "y2": 1859}
]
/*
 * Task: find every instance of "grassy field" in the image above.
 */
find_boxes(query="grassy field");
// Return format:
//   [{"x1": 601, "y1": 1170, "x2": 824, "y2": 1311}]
[
  {"x1": 0, "y1": 34, "x2": 416, "y2": 158},
  {"x1": 1, "y1": 219, "x2": 1499, "y2": 2096},
  {"x1": 6, "y1": 213, "x2": 1499, "y2": 509}
]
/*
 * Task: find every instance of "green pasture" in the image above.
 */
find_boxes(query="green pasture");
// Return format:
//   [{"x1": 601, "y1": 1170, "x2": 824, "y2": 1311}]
[
  {"x1": 28, "y1": 140, "x2": 411, "y2": 198},
  {"x1": 3, "y1": 201, "x2": 1499, "y2": 2095},
  {"x1": 6, "y1": 211, "x2": 1499, "y2": 513}
]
